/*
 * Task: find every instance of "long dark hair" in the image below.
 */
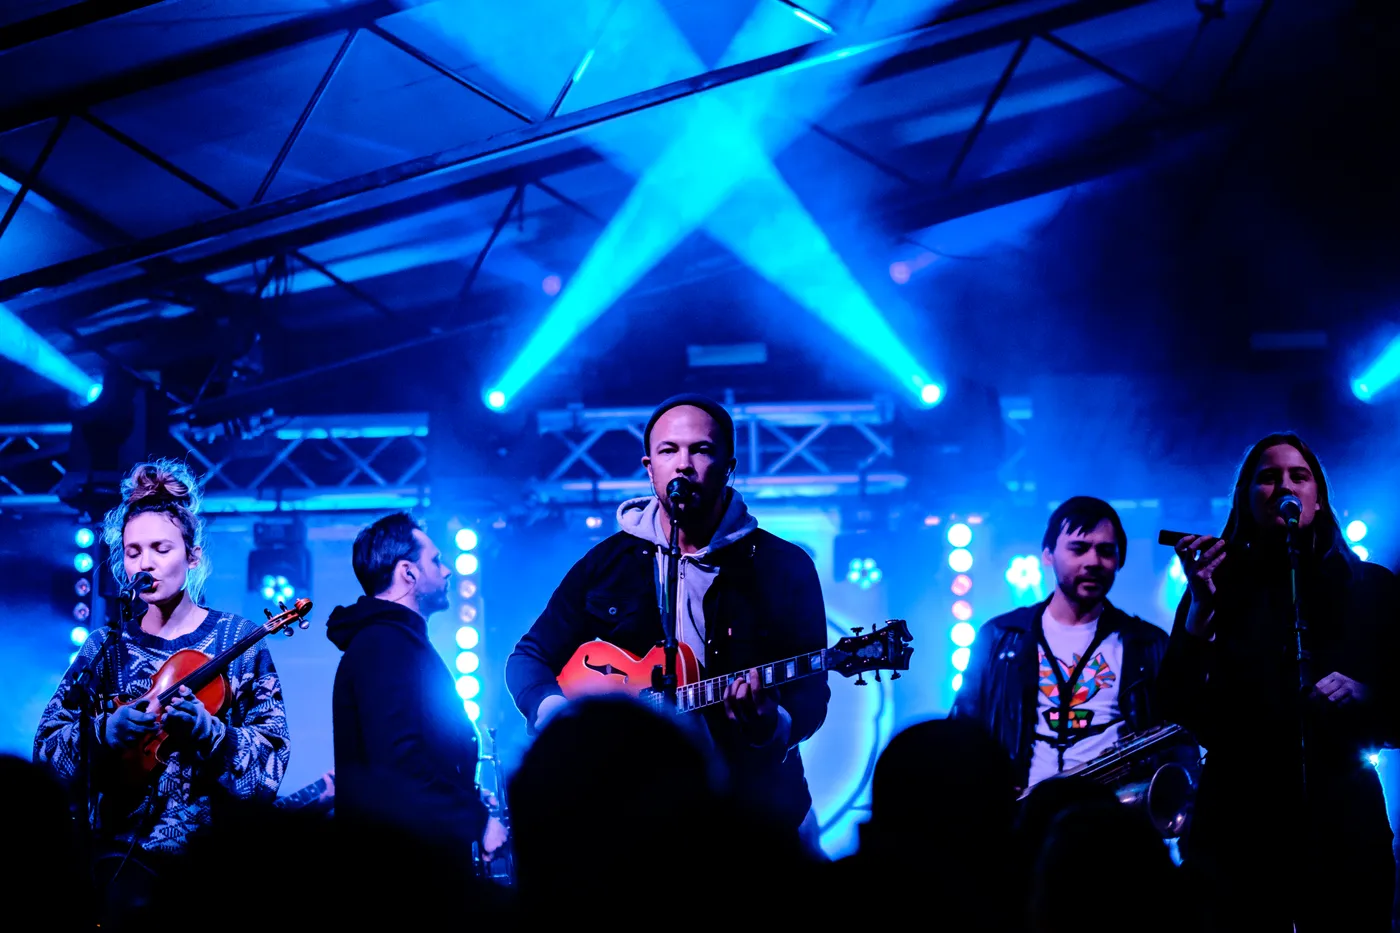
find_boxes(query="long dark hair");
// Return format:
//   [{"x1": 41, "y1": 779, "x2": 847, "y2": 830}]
[{"x1": 1219, "y1": 432, "x2": 1352, "y2": 563}]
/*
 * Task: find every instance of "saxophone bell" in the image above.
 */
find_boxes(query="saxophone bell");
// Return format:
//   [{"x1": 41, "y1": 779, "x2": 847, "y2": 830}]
[{"x1": 1112, "y1": 761, "x2": 1194, "y2": 838}]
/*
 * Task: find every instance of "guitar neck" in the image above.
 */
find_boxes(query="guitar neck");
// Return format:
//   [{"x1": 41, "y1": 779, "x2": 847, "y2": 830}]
[
  {"x1": 276, "y1": 775, "x2": 331, "y2": 810},
  {"x1": 674, "y1": 649, "x2": 828, "y2": 713},
  {"x1": 156, "y1": 617, "x2": 276, "y2": 704}
]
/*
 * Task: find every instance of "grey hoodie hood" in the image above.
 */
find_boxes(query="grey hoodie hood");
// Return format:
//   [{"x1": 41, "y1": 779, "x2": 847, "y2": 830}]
[
  {"x1": 615, "y1": 488, "x2": 757, "y2": 558},
  {"x1": 616, "y1": 489, "x2": 757, "y2": 670}
]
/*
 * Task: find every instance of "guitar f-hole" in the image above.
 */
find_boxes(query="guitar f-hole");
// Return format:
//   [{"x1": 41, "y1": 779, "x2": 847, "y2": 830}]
[{"x1": 582, "y1": 656, "x2": 629, "y2": 683}]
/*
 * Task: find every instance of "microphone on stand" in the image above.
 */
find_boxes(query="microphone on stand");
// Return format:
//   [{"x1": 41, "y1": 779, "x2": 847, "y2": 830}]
[
  {"x1": 666, "y1": 476, "x2": 702, "y2": 510},
  {"x1": 120, "y1": 571, "x2": 155, "y2": 618},
  {"x1": 1277, "y1": 495, "x2": 1303, "y2": 528}
]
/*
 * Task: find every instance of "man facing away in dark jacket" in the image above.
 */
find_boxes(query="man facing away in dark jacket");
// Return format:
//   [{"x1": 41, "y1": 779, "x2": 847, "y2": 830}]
[
  {"x1": 951, "y1": 496, "x2": 1188, "y2": 793},
  {"x1": 327, "y1": 512, "x2": 507, "y2": 866},
  {"x1": 505, "y1": 395, "x2": 831, "y2": 846}
]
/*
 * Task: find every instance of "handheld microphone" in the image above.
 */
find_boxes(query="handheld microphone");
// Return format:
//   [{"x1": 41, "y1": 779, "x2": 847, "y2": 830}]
[
  {"x1": 1277, "y1": 495, "x2": 1303, "y2": 528},
  {"x1": 666, "y1": 476, "x2": 702, "y2": 509}
]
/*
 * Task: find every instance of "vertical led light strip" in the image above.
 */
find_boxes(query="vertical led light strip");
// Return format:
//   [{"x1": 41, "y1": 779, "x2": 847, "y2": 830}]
[
  {"x1": 947, "y1": 522, "x2": 975, "y2": 695},
  {"x1": 452, "y1": 526, "x2": 483, "y2": 722}
]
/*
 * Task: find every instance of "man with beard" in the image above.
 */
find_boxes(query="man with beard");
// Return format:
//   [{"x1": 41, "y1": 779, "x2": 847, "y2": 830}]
[
  {"x1": 327, "y1": 512, "x2": 507, "y2": 866},
  {"x1": 952, "y1": 497, "x2": 1177, "y2": 791},
  {"x1": 506, "y1": 395, "x2": 831, "y2": 845}
]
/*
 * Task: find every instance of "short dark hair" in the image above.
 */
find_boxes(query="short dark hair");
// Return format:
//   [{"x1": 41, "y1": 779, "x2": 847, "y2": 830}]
[
  {"x1": 1042, "y1": 496, "x2": 1127, "y2": 566},
  {"x1": 353, "y1": 511, "x2": 424, "y2": 597}
]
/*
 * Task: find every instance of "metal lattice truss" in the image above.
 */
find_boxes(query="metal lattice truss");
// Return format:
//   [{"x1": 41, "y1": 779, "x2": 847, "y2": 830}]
[
  {"x1": 0, "y1": 399, "x2": 913, "y2": 510},
  {"x1": 168, "y1": 415, "x2": 431, "y2": 512},
  {"x1": 535, "y1": 399, "x2": 906, "y2": 502},
  {"x1": 0, "y1": 423, "x2": 71, "y2": 507}
]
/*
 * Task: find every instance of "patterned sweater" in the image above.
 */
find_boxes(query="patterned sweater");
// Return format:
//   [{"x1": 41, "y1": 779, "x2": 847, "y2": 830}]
[{"x1": 34, "y1": 609, "x2": 291, "y2": 855}]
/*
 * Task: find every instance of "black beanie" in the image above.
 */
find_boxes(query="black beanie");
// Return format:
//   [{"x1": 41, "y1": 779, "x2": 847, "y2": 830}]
[{"x1": 642, "y1": 394, "x2": 736, "y2": 457}]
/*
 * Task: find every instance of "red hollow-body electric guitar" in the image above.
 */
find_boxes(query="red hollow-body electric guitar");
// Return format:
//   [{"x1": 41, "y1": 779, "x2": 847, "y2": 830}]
[{"x1": 556, "y1": 620, "x2": 914, "y2": 713}]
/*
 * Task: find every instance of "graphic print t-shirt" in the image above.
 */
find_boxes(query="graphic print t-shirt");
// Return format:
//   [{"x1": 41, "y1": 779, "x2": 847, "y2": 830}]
[{"x1": 1027, "y1": 607, "x2": 1124, "y2": 788}]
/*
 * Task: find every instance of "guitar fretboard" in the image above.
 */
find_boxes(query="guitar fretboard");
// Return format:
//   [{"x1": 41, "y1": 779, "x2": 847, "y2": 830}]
[{"x1": 673, "y1": 650, "x2": 827, "y2": 713}]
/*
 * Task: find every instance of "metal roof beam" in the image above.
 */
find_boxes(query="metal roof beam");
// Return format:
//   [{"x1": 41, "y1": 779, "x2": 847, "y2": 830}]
[
  {"x1": 0, "y1": 0, "x2": 1155, "y2": 304},
  {"x1": 0, "y1": 0, "x2": 399, "y2": 135},
  {"x1": 0, "y1": 1, "x2": 173, "y2": 54}
]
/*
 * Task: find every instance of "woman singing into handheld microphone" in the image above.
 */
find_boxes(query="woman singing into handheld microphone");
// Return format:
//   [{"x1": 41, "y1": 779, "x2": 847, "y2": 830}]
[
  {"x1": 34, "y1": 460, "x2": 291, "y2": 930},
  {"x1": 1158, "y1": 433, "x2": 1400, "y2": 932}
]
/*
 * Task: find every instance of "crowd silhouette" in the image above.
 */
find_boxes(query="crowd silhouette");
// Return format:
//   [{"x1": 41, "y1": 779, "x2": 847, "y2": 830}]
[{"x1": 6, "y1": 699, "x2": 1212, "y2": 930}]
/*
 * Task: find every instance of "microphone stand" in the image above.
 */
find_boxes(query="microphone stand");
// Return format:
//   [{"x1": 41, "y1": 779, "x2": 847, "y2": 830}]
[
  {"x1": 67, "y1": 586, "x2": 135, "y2": 885},
  {"x1": 658, "y1": 507, "x2": 681, "y2": 710},
  {"x1": 1286, "y1": 523, "x2": 1310, "y2": 807}
]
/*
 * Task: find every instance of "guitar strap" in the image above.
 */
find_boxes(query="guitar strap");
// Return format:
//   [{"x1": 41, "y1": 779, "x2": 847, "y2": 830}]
[{"x1": 1035, "y1": 622, "x2": 1115, "y2": 773}]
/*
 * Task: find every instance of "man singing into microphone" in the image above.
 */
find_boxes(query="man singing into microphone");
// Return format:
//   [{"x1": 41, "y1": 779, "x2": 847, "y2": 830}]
[
  {"x1": 505, "y1": 395, "x2": 831, "y2": 846},
  {"x1": 1159, "y1": 433, "x2": 1400, "y2": 931}
]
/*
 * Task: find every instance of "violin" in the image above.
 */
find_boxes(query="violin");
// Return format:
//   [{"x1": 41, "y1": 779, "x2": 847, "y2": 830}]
[{"x1": 117, "y1": 599, "x2": 312, "y2": 783}]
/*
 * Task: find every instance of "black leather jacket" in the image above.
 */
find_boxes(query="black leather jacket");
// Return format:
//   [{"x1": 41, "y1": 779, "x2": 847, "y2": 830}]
[{"x1": 949, "y1": 598, "x2": 1172, "y2": 788}]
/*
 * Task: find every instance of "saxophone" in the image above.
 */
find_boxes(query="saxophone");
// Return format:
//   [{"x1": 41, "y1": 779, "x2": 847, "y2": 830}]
[
  {"x1": 1023, "y1": 723, "x2": 1197, "y2": 838},
  {"x1": 474, "y1": 726, "x2": 516, "y2": 886}
]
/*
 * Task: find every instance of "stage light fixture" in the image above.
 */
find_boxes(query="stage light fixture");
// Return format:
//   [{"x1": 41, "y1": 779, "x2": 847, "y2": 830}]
[
  {"x1": 952, "y1": 647, "x2": 971, "y2": 672},
  {"x1": 951, "y1": 600, "x2": 973, "y2": 621},
  {"x1": 74, "y1": 528, "x2": 95, "y2": 548},
  {"x1": 1353, "y1": 544, "x2": 1370, "y2": 562},
  {"x1": 455, "y1": 528, "x2": 479, "y2": 552},
  {"x1": 464, "y1": 700, "x2": 481, "y2": 722},
  {"x1": 456, "y1": 674, "x2": 478, "y2": 698},
  {"x1": 455, "y1": 553, "x2": 479, "y2": 576},
  {"x1": 951, "y1": 574, "x2": 973, "y2": 596},
  {"x1": 952, "y1": 673, "x2": 964, "y2": 692},
  {"x1": 70, "y1": 625, "x2": 89, "y2": 645},
  {"x1": 1346, "y1": 520, "x2": 1368, "y2": 543},
  {"x1": 948, "y1": 549, "x2": 973, "y2": 573},
  {"x1": 455, "y1": 625, "x2": 480, "y2": 651},
  {"x1": 247, "y1": 520, "x2": 311, "y2": 602},
  {"x1": 73, "y1": 553, "x2": 93, "y2": 573}
]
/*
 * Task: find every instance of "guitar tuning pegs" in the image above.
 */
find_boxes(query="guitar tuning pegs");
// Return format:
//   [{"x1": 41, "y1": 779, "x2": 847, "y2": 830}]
[
  {"x1": 278, "y1": 601, "x2": 288, "y2": 612},
  {"x1": 855, "y1": 673, "x2": 867, "y2": 685},
  {"x1": 851, "y1": 627, "x2": 864, "y2": 636},
  {"x1": 890, "y1": 670, "x2": 901, "y2": 680},
  {"x1": 283, "y1": 627, "x2": 294, "y2": 636},
  {"x1": 873, "y1": 669, "x2": 881, "y2": 682},
  {"x1": 264, "y1": 608, "x2": 273, "y2": 620},
  {"x1": 299, "y1": 619, "x2": 310, "y2": 630}
]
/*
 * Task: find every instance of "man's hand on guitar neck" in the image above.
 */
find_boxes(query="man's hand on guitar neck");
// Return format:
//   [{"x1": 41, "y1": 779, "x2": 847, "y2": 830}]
[{"x1": 724, "y1": 670, "x2": 785, "y2": 747}]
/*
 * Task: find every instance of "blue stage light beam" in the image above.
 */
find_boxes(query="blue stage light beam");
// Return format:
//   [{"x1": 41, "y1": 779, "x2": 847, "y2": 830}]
[
  {"x1": 484, "y1": 2, "x2": 943, "y2": 407},
  {"x1": 1354, "y1": 333, "x2": 1400, "y2": 402},
  {"x1": 0, "y1": 302, "x2": 101, "y2": 401}
]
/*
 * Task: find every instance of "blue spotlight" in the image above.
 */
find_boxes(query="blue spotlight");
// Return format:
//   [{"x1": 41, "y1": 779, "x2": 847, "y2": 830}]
[
  {"x1": 455, "y1": 528, "x2": 479, "y2": 552},
  {"x1": 73, "y1": 553, "x2": 93, "y2": 574},
  {"x1": 485, "y1": 389, "x2": 507, "y2": 411},
  {"x1": 1346, "y1": 520, "x2": 1368, "y2": 543},
  {"x1": 0, "y1": 301, "x2": 103, "y2": 401},
  {"x1": 920, "y1": 382, "x2": 944, "y2": 407},
  {"x1": 782, "y1": 2, "x2": 834, "y2": 33},
  {"x1": 455, "y1": 553, "x2": 479, "y2": 576},
  {"x1": 1353, "y1": 544, "x2": 1370, "y2": 562},
  {"x1": 1354, "y1": 333, "x2": 1400, "y2": 402},
  {"x1": 74, "y1": 528, "x2": 94, "y2": 549}
]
